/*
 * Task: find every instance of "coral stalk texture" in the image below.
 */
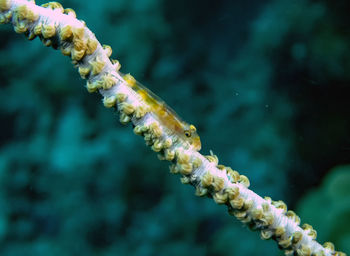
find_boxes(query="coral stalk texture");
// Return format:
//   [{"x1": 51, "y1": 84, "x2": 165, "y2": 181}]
[{"x1": 0, "y1": 0, "x2": 346, "y2": 255}]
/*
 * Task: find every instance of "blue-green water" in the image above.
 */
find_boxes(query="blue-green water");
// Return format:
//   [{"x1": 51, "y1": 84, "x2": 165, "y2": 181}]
[{"x1": 0, "y1": 0, "x2": 349, "y2": 255}]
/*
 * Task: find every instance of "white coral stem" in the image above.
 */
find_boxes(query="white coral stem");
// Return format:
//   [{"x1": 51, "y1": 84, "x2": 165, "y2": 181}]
[{"x1": 0, "y1": 0, "x2": 345, "y2": 255}]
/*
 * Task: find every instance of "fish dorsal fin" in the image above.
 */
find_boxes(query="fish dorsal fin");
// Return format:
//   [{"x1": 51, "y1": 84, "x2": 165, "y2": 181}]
[{"x1": 120, "y1": 72, "x2": 186, "y2": 125}]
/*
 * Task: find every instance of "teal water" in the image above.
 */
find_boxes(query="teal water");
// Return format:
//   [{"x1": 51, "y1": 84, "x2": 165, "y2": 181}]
[{"x1": 0, "y1": 0, "x2": 349, "y2": 255}]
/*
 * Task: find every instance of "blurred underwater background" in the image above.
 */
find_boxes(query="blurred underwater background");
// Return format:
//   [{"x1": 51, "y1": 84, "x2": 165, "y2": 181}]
[{"x1": 0, "y1": 0, "x2": 350, "y2": 255}]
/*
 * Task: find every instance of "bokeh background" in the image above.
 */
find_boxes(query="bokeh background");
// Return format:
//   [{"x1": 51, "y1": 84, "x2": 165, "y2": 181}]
[{"x1": 0, "y1": 0, "x2": 349, "y2": 255}]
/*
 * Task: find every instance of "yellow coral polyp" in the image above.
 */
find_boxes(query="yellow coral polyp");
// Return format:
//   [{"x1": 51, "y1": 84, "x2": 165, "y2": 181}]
[
  {"x1": 71, "y1": 48, "x2": 85, "y2": 61},
  {"x1": 111, "y1": 59, "x2": 121, "y2": 71},
  {"x1": 97, "y1": 74, "x2": 116, "y2": 90},
  {"x1": 292, "y1": 231, "x2": 303, "y2": 244},
  {"x1": 275, "y1": 226, "x2": 286, "y2": 237},
  {"x1": 143, "y1": 133, "x2": 152, "y2": 144},
  {"x1": 178, "y1": 162, "x2": 193, "y2": 175},
  {"x1": 272, "y1": 200, "x2": 287, "y2": 213},
  {"x1": 212, "y1": 176, "x2": 225, "y2": 192},
  {"x1": 16, "y1": 4, "x2": 38, "y2": 22},
  {"x1": 149, "y1": 122, "x2": 162, "y2": 138},
  {"x1": 86, "y1": 38, "x2": 98, "y2": 55},
  {"x1": 134, "y1": 105, "x2": 149, "y2": 119},
  {"x1": 119, "y1": 112, "x2": 131, "y2": 124},
  {"x1": 42, "y1": 2, "x2": 63, "y2": 12},
  {"x1": 225, "y1": 186, "x2": 239, "y2": 200},
  {"x1": 180, "y1": 176, "x2": 191, "y2": 184},
  {"x1": 15, "y1": 5, "x2": 28, "y2": 20},
  {"x1": 0, "y1": 0, "x2": 10, "y2": 11},
  {"x1": 176, "y1": 150, "x2": 191, "y2": 165},
  {"x1": 103, "y1": 95, "x2": 117, "y2": 108},
  {"x1": 151, "y1": 139, "x2": 163, "y2": 152},
  {"x1": 42, "y1": 38, "x2": 52, "y2": 47},
  {"x1": 119, "y1": 102, "x2": 135, "y2": 115},
  {"x1": 162, "y1": 138, "x2": 172, "y2": 149},
  {"x1": 60, "y1": 45, "x2": 72, "y2": 56},
  {"x1": 89, "y1": 56, "x2": 105, "y2": 75},
  {"x1": 78, "y1": 66, "x2": 91, "y2": 79},
  {"x1": 72, "y1": 26, "x2": 85, "y2": 39},
  {"x1": 239, "y1": 174, "x2": 250, "y2": 188},
  {"x1": 205, "y1": 151, "x2": 219, "y2": 165},
  {"x1": 297, "y1": 245, "x2": 311, "y2": 256},
  {"x1": 286, "y1": 210, "x2": 300, "y2": 224},
  {"x1": 133, "y1": 125, "x2": 145, "y2": 135},
  {"x1": 102, "y1": 44, "x2": 112, "y2": 57},
  {"x1": 64, "y1": 8, "x2": 76, "y2": 18},
  {"x1": 164, "y1": 149, "x2": 175, "y2": 161},
  {"x1": 33, "y1": 24, "x2": 42, "y2": 35},
  {"x1": 192, "y1": 157, "x2": 202, "y2": 169},
  {"x1": 323, "y1": 242, "x2": 335, "y2": 251},
  {"x1": 260, "y1": 212, "x2": 274, "y2": 226},
  {"x1": 195, "y1": 186, "x2": 208, "y2": 197},
  {"x1": 213, "y1": 192, "x2": 228, "y2": 204},
  {"x1": 116, "y1": 93, "x2": 127, "y2": 103},
  {"x1": 233, "y1": 210, "x2": 247, "y2": 221},
  {"x1": 0, "y1": 12, "x2": 10, "y2": 24},
  {"x1": 230, "y1": 197, "x2": 244, "y2": 209},
  {"x1": 201, "y1": 172, "x2": 214, "y2": 187},
  {"x1": 261, "y1": 230, "x2": 274, "y2": 240},
  {"x1": 73, "y1": 37, "x2": 85, "y2": 51},
  {"x1": 278, "y1": 236, "x2": 293, "y2": 249},
  {"x1": 227, "y1": 168, "x2": 240, "y2": 183},
  {"x1": 42, "y1": 23, "x2": 56, "y2": 38},
  {"x1": 251, "y1": 208, "x2": 263, "y2": 220},
  {"x1": 14, "y1": 21, "x2": 27, "y2": 33},
  {"x1": 169, "y1": 164, "x2": 178, "y2": 174},
  {"x1": 86, "y1": 80, "x2": 98, "y2": 93}
]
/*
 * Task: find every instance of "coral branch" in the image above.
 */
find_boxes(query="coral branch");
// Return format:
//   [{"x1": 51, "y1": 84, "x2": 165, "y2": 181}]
[{"x1": 0, "y1": 0, "x2": 346, "y2": 255}]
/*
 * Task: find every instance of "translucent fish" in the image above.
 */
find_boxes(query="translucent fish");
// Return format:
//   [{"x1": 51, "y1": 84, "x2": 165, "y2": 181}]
[{"x1": 121, "y1": 73, "x2": 201, "y2": 151}]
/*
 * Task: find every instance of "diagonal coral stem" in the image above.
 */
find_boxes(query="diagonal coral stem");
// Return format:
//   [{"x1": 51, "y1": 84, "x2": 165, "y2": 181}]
[{"x1": 0, "y1": 0, "x2": 346, "y2": 255}]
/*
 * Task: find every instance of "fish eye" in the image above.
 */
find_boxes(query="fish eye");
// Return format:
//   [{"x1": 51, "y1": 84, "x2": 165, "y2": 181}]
[{"x1": 184, "y1": 130, "x2": 191, "y2": 137}]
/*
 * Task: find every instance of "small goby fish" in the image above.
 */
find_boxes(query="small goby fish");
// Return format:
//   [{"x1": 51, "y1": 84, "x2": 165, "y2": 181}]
[{"x1": 121, "y1": 73, "x2": 201, "y2": 151}]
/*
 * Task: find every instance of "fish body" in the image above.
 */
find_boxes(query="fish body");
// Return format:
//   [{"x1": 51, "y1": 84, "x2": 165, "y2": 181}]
[{"x1": 122, "y1": 73, "x2": 201, "y2": 151}]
